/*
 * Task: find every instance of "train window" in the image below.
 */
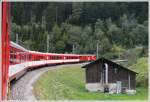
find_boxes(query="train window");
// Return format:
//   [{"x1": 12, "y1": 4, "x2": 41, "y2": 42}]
[
  {"x1": 54, "y1": 56, "x2": 58, "y2": 60},
  {"x1": 14, "y1": 54, "x2": 16, "y2": 59},
  {"x1": 38, "y1": 56, "x2": 39, "y2": 60},
  {"x1": 29, "y1": 55, "x2": 32, "y2": 60},
  {"x1": 10, "y1": 49, "x2": 14, "y2": 64}
]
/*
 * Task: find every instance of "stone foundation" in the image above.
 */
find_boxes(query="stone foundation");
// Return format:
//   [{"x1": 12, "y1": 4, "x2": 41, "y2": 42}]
[
  {"x1": 86, "y1": 83, "x2": 136, "y2": 94},
  {"x1": 86, "y1": 83, "x2": 119, "y2": 93},
  {"x1": 85, "y1": 83, "x2": 104, "y2": 92}
]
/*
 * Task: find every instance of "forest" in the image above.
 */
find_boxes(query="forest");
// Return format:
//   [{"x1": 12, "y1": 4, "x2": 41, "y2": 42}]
[{"x1": 11, "y1": 2, "x2": 148, "y2": 59}]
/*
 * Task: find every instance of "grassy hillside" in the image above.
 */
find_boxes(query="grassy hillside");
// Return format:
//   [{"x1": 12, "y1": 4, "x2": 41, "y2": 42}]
[
  {"x1": 33, "y1": 64, "x2": 148, "y2": 100},
  {"x1": 129, "y1": 57, "x2": 148, "y2": 87}
]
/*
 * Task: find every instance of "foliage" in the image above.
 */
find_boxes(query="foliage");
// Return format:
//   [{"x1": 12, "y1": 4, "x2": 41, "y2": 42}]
[
  {"x1": 120, "y1": 47, "x2": 147, "y2": 67},
  {"x1": 129, "y1": 57, "x2": 148, "y2": 87},
  {"x1": 109, "y1": 44, "x2": 126, "y2": 59},
  {"x1": 33, "y1": 65, "x2": 148, "y2": 100},
  {"x1": 11, "y1": 2, "x2": 148, "y2": 58}
]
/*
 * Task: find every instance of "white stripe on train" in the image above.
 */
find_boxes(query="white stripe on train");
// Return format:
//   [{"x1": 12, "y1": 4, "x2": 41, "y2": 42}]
[{"x1": 9, "y1": 59, "x2": 80, "y2": 81}]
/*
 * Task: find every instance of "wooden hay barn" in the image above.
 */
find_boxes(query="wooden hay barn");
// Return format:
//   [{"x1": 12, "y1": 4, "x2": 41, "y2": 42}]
[{"x1": 82, "y1": 57, "x2": 137, "y2": 94}]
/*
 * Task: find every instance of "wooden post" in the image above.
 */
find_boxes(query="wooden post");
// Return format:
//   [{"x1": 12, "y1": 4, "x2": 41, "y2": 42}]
[
  {"x1": 96, "y1": 43, "x2": 99, "y2": 59},
  {"x1": 47, "y1": 34, "x2": 49, "y2": 52},
  {"x1": 16, "y1": 33, "x2": 18, "y2": 44},
  {"x1": 72, "y1": 44, "x2": 75, "y2": 54}
]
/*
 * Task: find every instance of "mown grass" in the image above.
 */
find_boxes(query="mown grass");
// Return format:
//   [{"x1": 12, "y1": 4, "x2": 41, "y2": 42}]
[{"x1": 33, "y1": 64, "x2": 148, "y2": 100}]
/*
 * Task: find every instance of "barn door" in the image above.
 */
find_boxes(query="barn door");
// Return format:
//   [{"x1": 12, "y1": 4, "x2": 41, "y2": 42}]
[{"x1": 116, "y1": 81, "x2": 122, "y2": 93}]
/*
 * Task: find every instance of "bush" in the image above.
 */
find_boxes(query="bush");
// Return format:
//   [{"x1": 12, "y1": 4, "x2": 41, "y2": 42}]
[
  {"x1": 129, "y1": 57, "x2": 148, "y2": 87},
  {"x1": 121, "y1": 47, "x2": 145, "y2": 66}
]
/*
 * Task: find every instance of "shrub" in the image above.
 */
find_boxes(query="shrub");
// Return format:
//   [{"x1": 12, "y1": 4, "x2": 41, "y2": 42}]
[{"x1": 129, "y1": 57, "x2": 148, "y2": 87}]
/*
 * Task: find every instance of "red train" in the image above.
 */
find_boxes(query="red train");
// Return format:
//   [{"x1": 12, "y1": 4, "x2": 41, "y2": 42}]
[
  {"x1": 1, "y1": 2, "x2": 96, "y2": 100},
  {"x1": 9, "y1": 41, "x2": 96, "y2": 81}
]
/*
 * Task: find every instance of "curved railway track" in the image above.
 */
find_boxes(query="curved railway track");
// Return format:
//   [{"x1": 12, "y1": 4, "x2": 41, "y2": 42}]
[
  {"x1": 10, "y1": 66, "x2": 49, "y2": 100},
  {"x1": 10, "y1": 63, "x2": 85, "y2": 100}
]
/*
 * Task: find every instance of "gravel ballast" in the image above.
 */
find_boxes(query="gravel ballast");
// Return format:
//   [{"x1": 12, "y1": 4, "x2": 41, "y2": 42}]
[{"x1": 10, "y1": 63, "x2": 85, "y2": 100}]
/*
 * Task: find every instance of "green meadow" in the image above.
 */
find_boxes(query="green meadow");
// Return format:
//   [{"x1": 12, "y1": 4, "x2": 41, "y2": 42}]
[{"x1": 33, "y1": 64, "x2": 148, "y2": 100}]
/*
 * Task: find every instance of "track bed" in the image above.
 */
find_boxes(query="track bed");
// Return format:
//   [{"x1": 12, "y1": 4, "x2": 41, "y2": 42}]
[{"x1": 10, "y1": 63, "x2": 85, "y2": 100}]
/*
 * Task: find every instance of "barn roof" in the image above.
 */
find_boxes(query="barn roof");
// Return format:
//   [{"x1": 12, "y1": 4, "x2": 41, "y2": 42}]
[{"x1": 82, "y1": 57, "x2": 138, "y2": 74}]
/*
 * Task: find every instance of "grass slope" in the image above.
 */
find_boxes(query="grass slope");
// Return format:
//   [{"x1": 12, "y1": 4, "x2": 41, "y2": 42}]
[{"x1": 33, "y1": 64, "x2": 148, "y2": 100}]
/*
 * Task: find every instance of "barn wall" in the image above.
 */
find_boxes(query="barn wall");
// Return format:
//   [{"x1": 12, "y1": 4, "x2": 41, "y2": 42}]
[
  {"x1": 130, "y1": 73, "x2": 136, "y2": 89},
  {"x1": 86, "y1": 62, "x2": 101, "y2": 83},
  {"x1": 106, "y1": 62, "x2": 129, "y2": 89},
  {"x1": 118, "y1": 68, "x2": 129, "y2": 88},
  {"x1": 103, "y1": 59, "x2": 136, "y2": 90},
  {"x1": 85, "y1": 58, "x2": 136, "y2": 90}
]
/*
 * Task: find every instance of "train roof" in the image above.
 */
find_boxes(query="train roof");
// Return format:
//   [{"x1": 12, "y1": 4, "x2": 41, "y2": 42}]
[
  {"x1": 10, "y1": 41, "x2": 95, "y2": 56},
  {"x1": 29, "y1": 51, "x2": 79, "y2": 56},
  {"x1": 29, "y1": 51, "x2": 95, "y2": 56},
  {"x1": 78, "y1": 54, "x2": 95, "y2": 56},
  {"x1": 10, "y1": 41, "x2": 29, "y2": 52}
]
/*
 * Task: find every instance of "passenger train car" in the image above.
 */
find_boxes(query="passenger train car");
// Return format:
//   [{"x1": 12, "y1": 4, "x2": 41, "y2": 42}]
[{"x1": 9, "y1": 41, "x2": 96, "y2": 81}]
